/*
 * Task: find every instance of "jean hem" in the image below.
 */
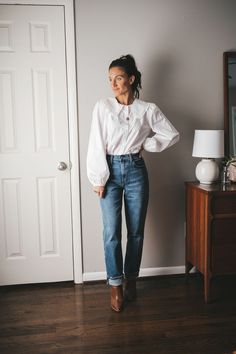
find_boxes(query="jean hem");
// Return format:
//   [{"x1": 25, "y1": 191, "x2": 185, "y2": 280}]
[
  {"x1": 124, "y1": 274, "x2": 139, "y2": 280},
  {"x1": 108, "y1": 276, "x2": 124, "y2": 286}
]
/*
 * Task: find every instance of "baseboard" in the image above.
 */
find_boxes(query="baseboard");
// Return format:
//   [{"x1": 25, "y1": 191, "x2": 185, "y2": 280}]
[{"x1": 82, "y1": 265, "x2": 186, "y2": 282}]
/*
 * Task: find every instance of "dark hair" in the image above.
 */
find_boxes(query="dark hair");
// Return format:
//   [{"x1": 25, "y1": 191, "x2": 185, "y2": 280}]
[{"x1": 109, "y1": 54, "x2": 142, "y2": 98}]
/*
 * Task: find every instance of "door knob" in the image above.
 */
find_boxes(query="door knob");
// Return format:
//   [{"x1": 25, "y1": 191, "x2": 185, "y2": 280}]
[{"x1": 57, "y1": 161, "x2": 68, "y2": 171}]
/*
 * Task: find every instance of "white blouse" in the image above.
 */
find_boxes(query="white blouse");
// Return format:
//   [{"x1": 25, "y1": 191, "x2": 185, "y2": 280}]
[{"x1": 87, "y1": 97, "x2": 179, "y2": 186}]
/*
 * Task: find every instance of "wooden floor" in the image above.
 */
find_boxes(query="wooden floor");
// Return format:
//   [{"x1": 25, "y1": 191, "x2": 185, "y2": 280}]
[{"x1": 0, "y1": 274, "x2": 236, "y2": 354}]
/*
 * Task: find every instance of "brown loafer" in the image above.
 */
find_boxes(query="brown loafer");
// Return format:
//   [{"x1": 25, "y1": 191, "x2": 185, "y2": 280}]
[
  {"x1": 124, "y1": 278, "x2": 137, "y2": 301},
  {"x1": 110, "y1": 285, "x2": 123, "y2": 312}
]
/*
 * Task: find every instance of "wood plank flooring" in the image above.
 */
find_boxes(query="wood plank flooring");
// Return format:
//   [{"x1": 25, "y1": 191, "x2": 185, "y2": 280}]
[{"x1": 0, "y1": 274, "x2": 236, "y2": 354}]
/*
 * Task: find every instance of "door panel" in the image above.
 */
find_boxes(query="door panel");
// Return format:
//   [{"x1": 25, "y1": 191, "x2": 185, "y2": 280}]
[{"x1": 0, "y1": 4, "x2": 73, "y2": 285}]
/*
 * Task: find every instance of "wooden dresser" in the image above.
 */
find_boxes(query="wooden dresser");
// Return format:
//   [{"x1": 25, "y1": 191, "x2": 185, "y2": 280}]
[{"x1": 185, "y1": 181, "x2": 236, "y2": 303}]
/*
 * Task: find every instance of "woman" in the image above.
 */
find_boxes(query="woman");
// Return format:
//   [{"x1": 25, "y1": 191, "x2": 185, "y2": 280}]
[{"x1": 87, "y1": 55, "x2": 179, "y2": 312}]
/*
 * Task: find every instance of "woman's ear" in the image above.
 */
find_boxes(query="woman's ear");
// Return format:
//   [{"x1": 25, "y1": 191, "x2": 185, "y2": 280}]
[{"x1": 129, "y1": 75, "x2": 135, "y2": 85}]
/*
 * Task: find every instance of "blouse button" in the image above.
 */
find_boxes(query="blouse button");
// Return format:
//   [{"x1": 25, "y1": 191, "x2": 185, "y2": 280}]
[{"x1": 126, "y1": 117, "x2": 130, "y2": 121}]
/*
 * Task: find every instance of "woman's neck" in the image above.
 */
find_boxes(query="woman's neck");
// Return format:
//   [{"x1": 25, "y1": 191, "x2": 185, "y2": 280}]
[{"x1": 116, "y1": 92, "x2": 135, "y2": 106}]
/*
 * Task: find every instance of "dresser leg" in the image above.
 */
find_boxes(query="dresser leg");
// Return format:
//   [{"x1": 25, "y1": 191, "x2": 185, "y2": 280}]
[
  {"x1": 185, "y1": 261, "x2": 193, "y2": 283},
  {"x1": 204, "y1": 274, "x2": 211, "y2": 303}
]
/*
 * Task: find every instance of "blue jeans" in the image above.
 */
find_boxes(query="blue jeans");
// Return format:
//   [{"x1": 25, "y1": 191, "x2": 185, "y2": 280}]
[{"x1": 100, "y1": 153, "x2": 149, "y2": 286}]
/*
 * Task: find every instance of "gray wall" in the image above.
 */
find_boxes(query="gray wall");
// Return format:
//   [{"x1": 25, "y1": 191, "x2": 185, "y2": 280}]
[{"x1": 75, "y1": 0, "x2": 236, "y2": 277}]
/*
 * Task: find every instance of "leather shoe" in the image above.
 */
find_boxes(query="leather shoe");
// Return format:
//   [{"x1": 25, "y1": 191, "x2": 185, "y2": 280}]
[
  {"x1": 124, "y1": 279, "x2": 137, "y2": 301},
  {"x1": 110, "y1": 285, "x2": 123, "y2": 312}
]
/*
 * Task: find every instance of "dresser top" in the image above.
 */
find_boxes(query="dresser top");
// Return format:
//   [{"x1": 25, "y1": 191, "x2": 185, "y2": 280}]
[{"x1": 185, "y1": 181, "x2": 236, "y2": 193}]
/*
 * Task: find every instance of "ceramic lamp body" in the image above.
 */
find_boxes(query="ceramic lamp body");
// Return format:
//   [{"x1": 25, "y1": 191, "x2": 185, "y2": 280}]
[{"x1": 195, "y1": 159, "x2": 219, "y2": 184}]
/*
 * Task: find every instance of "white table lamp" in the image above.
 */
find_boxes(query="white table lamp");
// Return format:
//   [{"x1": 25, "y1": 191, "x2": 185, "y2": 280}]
[{"x1": 192, "y1": 130, "x2": 224, "y2": 184}]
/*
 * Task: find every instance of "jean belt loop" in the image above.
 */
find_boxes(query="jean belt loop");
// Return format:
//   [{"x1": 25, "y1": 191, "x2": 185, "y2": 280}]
[
  {"x1": 129, "y1": 154, "x2": 132, "y2": 163},
  {"x1": 111, "y1": 155, "x2": 114, "y2": 164}
]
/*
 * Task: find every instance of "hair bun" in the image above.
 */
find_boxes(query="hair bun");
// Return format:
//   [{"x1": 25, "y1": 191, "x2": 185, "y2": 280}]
[{"x1": 120, "y1": 54, "x2": 135, "y2": 63}]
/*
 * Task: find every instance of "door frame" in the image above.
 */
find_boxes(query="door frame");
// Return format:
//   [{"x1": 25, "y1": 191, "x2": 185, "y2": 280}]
[{"x1": 0, "y1": 0, "x2": 83, "y2": 283}]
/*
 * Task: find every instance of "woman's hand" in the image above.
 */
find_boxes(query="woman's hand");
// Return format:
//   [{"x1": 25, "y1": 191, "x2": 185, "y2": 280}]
[{"x1": 93, "y1": 186, "x2": 105, "y2": 198}]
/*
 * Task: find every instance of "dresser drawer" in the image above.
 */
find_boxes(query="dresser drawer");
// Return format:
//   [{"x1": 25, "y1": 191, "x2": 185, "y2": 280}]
[
  {"x1": 211, "y1": 194, "x2": 236, "y2": 215},
  {"x1": 211, "y1": 219, "x2": 236, "y2": 274}
]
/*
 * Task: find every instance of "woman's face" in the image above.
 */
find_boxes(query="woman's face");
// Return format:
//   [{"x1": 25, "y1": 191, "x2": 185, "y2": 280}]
[{"x1": 108, "y1": 66, "x2": 135, "y2": 98}]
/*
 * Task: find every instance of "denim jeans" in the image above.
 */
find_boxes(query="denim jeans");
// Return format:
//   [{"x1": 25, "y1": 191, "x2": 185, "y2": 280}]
[{"x1": 100, "y1": 153, "x2": 149, "y2": 286}]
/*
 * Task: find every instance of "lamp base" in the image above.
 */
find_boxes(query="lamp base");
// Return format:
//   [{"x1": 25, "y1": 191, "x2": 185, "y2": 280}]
[{"x1": 195, "y1": 159, "x2": 219, "y2": 184}]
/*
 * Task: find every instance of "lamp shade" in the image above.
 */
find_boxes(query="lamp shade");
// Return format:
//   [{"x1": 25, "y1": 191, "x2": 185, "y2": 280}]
[{"x1": 192, "y1": 130, "x2": 224, "y2": 158}]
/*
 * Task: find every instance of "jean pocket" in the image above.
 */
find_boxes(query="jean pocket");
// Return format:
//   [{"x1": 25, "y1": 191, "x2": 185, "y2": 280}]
[{"x1": 132, "y1": 156, "x2": 145, "y2": 168}]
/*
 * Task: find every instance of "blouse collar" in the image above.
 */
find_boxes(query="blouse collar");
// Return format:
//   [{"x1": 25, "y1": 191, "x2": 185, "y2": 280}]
[{"x1": 105, "y1": 97, "x2": 149, "y2": 118}]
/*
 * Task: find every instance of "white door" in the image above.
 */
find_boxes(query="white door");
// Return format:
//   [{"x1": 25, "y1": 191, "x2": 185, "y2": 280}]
[{"x1": 0, "y1": 4, "x2": 74, "y2": 285}]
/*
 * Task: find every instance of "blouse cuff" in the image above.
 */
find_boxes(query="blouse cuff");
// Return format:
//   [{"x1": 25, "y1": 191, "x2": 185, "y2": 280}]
[
  {"x1": 143, "y1": 133, "x2": 179, "y2": 153},
  {"x1": 88, "y1": 173, "x2": 109, "y2": 187},
  {"x1": 143, "y1": 137, "x2": 162, "y2": 152}
]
